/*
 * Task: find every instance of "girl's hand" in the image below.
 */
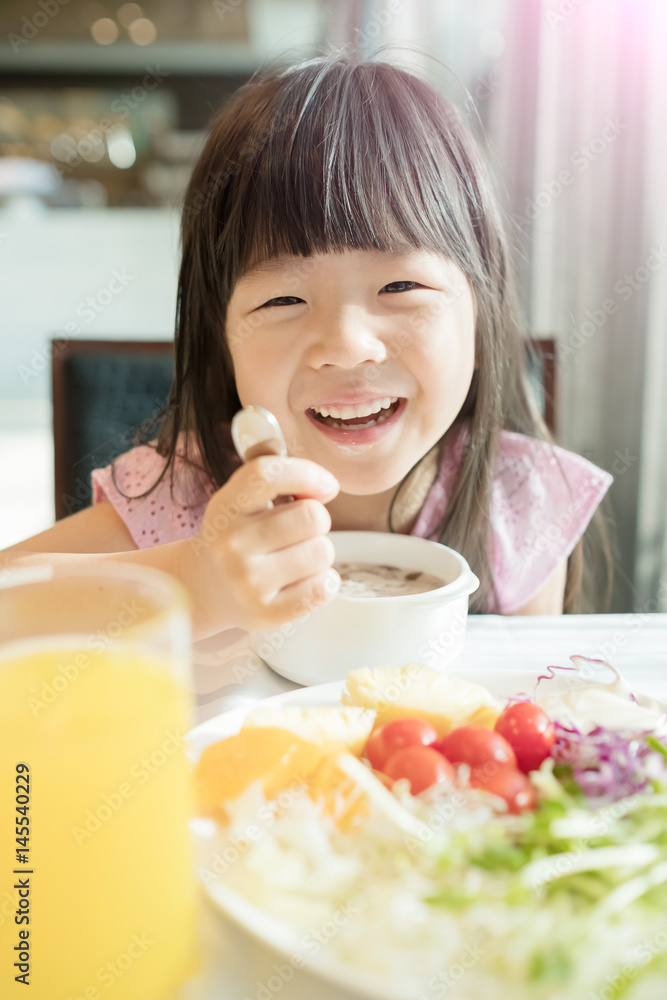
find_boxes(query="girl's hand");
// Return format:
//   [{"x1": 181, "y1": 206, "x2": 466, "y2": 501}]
[{"x1": 180, "y1": 455, "x2": 341, "y2": 636}]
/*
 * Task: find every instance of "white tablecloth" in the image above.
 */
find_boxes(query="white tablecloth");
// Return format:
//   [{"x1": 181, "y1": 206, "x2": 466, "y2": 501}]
[{"x1": 173, "y1": 613, "x2": 667, "y2": 1000}]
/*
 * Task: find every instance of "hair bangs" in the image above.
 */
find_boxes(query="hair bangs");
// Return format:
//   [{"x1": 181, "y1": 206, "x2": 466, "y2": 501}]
[{"x1": 221, "y1": 58, "x2": 481, "y2": 287}]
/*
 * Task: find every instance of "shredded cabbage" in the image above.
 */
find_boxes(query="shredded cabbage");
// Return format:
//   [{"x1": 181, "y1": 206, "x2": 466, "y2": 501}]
[{"x1": 198, "y1": 660, "x2": 667, "y2": 999}]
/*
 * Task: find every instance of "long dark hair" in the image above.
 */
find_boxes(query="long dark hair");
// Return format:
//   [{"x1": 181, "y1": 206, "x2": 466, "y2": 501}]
[{"x1": 129, "y1": 47, "x2": 612, "y2": 613}]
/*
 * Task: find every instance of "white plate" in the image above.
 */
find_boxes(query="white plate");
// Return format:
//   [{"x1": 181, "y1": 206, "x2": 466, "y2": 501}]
[
  {"x1": 185, "y1": 668, "x2": 541, "y2": 760},
  {"x1": 185, "y1": 668, "x2": 542, "y2": 1000}
]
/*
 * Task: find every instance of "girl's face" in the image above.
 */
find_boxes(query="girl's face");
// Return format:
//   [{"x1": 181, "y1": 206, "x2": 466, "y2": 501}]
[{"x1": 226, "y1": 249, "x2": 476, "y2": 495}]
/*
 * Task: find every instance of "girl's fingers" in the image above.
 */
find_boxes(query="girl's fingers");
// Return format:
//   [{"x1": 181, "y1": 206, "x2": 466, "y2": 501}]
[
  {"x1": 263, "y1": 568, "x2": 341, "y2": 628},
  {"x1": 225, "y1": 456, "x2": 339, "y2": 515},
  {"x1": 262, "y1": 534, "x2": 337, "y2": 593},
  {"x1": 238, "y1": 499, "x2": 332, "y2": 554}
]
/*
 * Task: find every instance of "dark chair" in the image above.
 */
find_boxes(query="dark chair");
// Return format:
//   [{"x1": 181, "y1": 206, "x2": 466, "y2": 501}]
[
  {"x1": 51, "y1": 339, "x2": 174, "y2": 520},
  {"x1": 526, "y1": 337, "x2": 557, "y2": 434},
  {"x1": 51, "y1": 336, "x2": 557, "y2": 522}
]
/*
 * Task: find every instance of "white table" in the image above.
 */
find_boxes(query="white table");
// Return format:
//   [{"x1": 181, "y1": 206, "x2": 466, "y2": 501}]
[{"x1": 173, "y1": 614, "x2": 667, "y2": 1000}]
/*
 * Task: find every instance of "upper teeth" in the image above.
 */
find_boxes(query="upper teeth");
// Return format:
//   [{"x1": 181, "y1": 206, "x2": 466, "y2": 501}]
[{"x1": 312, "y1": 396, "x2": 398, "y2": 420}]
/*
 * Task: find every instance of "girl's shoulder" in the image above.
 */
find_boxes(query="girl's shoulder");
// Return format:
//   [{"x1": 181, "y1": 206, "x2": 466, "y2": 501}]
[
  {"x1": 493, "y1": 429, "x2": 613, "y2": 509},
  {"x1": 413, "y1": 424, "x2": 613, "y2": 613},
  {"x1": 491, "y1": 431, "x2": 614, "y2": 613},
  {"x1": 90, "y1": 434, "x2": 218, "y2": 549},
  {"x1": 490, "y1": 430, "x2": 613, "y2": 611}
]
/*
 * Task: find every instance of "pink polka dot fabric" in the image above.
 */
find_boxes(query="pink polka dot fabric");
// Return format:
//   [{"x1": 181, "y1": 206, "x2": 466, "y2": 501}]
[
  {"x1": 411, "y1": 423, "x2": 613, "y2": 612},
  {"x1": 91, "y1": 441, "x2": 217, "y2": 549},
  {"x1": 92, "y1": 425, "x2": 612, "y2": 614}
]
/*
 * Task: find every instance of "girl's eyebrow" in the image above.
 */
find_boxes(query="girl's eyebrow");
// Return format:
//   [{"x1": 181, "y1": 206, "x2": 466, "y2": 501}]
[
  {"x1": 241, "y1": 257, "x2": 295, "y2": 283},
  {"x1": 240, "y1": 249, "x2": 447, "y2": 284}
]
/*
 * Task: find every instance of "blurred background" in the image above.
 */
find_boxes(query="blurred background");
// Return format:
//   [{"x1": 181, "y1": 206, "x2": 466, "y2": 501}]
[{"x1": 0, "y1": 0, "x2": 665, "y2": 613}]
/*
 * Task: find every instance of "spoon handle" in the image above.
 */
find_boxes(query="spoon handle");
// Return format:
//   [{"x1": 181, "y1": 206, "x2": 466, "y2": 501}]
[{"x1": 230, "y1": 406, "x2": 294, "y2": 506}]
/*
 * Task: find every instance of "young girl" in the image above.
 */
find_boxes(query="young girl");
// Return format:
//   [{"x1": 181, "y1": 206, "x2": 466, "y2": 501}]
[{"x1": 2, "y1": 51, "x2": 613, "y2": 639}]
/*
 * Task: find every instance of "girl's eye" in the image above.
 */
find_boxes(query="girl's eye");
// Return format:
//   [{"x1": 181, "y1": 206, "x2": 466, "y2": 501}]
[
  {"x1": 381, "y1": 281, "x2": 421, "y2": 293},
  {"x1": 259, "y1": 282, "x2": 422, "y2": 308},
  {"x1": 260, "y1": 296, "x2": 304, "y2": 308}
]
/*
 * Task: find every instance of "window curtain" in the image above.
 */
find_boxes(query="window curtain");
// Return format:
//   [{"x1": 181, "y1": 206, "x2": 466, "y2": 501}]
[
  {"x1": 633, "y1": 0, "x2": 667, "y2": 611},
  {"x1": 357, "y1": 0, "x2": 667, "y2": 612}
]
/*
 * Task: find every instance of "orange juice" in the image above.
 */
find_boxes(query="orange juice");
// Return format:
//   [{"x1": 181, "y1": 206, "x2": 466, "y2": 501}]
[{"x1": 0, "y1": 640, "x2": 198, "y2": 1000}]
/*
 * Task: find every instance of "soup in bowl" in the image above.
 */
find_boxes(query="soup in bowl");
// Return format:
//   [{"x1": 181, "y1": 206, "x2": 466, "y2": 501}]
[
  {"x1": 333, "y1": 561, "x2": 446, "y2": 598},
  {"x1": 249, "y1": 531, "x2": 480, "y2": 685}
]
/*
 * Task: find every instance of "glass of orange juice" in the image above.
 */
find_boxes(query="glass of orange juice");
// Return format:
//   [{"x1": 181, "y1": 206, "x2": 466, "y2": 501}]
[{"x1": 0, "y1": 562, "x2": 199, "y2": 1000}]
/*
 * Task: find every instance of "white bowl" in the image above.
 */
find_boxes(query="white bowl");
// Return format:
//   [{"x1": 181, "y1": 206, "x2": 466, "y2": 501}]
[{"x1": 249, "y1": 531, "x2": 480, "y2": 686}]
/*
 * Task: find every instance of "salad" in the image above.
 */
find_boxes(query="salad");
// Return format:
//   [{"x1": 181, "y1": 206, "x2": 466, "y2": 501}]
[{"x1": 193, "y1": 658, "x2": 667, "y2": 1000}]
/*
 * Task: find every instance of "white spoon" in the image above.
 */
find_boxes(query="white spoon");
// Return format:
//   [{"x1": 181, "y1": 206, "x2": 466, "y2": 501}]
[
  {"x1": 230, "y1": 405, "x2": 293, "y2": 506},
  {"x1": 231, "y1": 405, "x2": 287, "y2": 461}
]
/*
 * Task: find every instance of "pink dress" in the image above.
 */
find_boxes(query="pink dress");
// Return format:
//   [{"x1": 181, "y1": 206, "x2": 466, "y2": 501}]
[{"x1": 91, "y1": 425, "x2": 612, "y2": 614}]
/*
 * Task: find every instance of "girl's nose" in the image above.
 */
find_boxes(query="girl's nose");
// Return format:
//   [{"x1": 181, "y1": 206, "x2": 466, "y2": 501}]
[{"x1": 306, "y1": 312, "x2": 388, "y2": 369}]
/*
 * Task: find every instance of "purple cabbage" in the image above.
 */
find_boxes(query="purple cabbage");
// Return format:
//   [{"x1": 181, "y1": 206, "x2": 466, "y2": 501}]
[{"x1": 551, "y1": 722, "x2": 667, "y2": 802}]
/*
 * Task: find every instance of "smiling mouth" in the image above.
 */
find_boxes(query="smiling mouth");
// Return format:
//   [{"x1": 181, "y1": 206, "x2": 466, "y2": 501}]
[{"x1": 307, "y1": 397, "x2": 403, "y2": 430}]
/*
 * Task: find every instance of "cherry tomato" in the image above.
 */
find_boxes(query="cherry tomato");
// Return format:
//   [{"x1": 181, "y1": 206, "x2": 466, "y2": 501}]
[
  {"x1": 494, "y1": 702, "x2": 556, "y2": 773},
  {"x1": 470, "y1": 764, "x2": 537, "y2": 814},
  {"x1": 435, "y1": 726, "x2": 517, "y2": 771},
  {"x1": 364, "y1": 717, "x2": 438, "y2": 771},
  {"x1": 383, "y1": 746, "x2": 455, "y2": 795}
]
